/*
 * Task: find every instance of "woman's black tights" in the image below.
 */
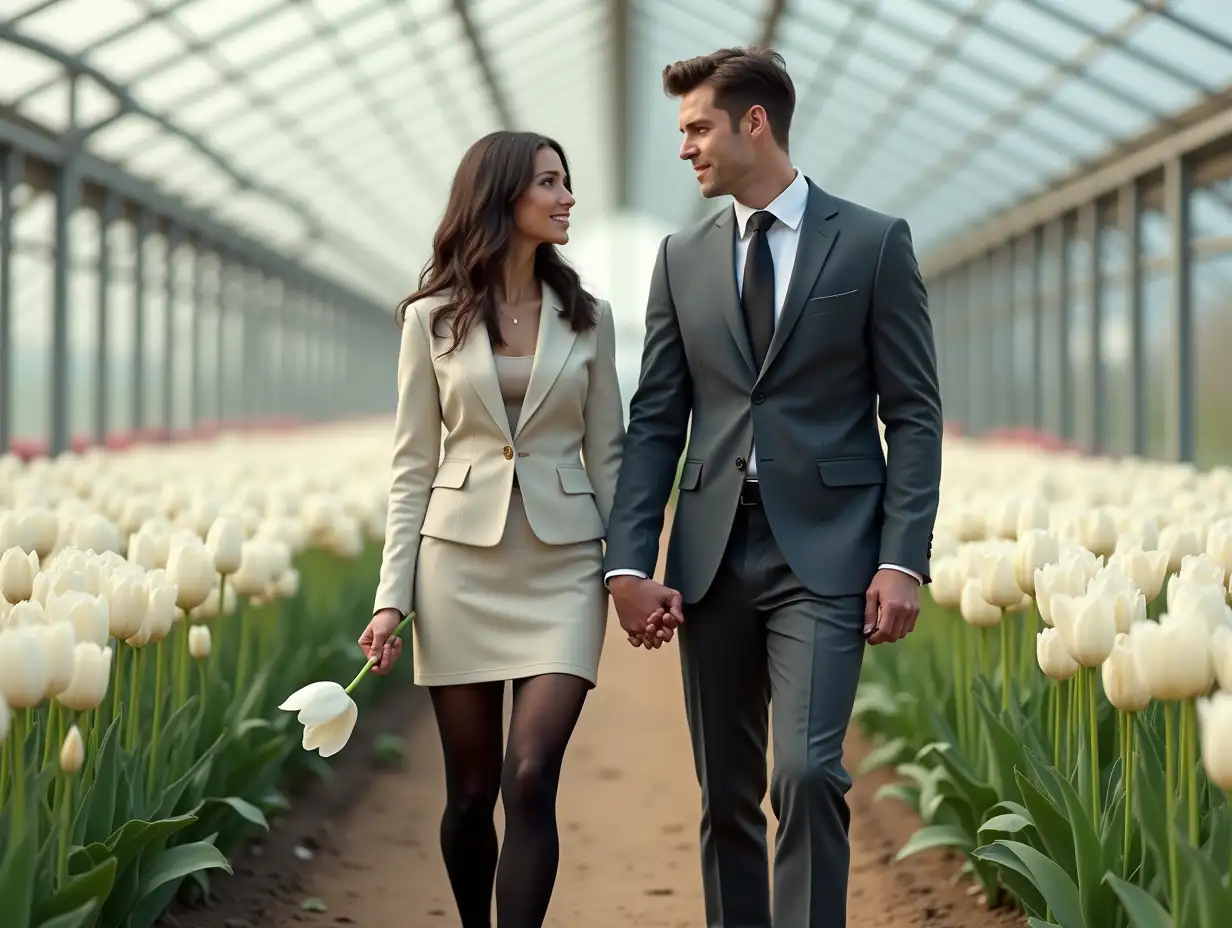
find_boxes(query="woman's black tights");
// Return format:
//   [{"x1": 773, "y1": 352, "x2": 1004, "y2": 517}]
[{"x1": 429, "y1": 673, "x2": 589, "y2": 927}]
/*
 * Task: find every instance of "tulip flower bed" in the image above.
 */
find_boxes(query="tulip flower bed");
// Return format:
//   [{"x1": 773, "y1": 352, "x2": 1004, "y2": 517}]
[
  {"x1": 0, "y1": 425, "x2": 411, "y2": 928},
  {"x1": 854, "y1": 439, "x2": 1232, "y2": 928}
]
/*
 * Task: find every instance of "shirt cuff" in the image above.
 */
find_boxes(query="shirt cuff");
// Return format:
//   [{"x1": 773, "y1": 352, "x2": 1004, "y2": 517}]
[
  {"x1": 604, "y1": 569, "x2": 649, "y2": 588},
  {"x1": 879, "y1": 563, "x2": 923, "y2": 584}
]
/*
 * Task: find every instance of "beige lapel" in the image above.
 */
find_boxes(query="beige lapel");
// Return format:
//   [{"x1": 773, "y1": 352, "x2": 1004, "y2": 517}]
[
  {"x1": 455, "y1": 308, "x2": 514, "y2": 443},
  {"x1": 515, "y1": 284, "x2": 578, "y2": 439}
]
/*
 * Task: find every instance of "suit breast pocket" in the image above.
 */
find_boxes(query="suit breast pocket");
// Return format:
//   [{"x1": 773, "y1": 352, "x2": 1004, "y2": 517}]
[{"x1": 801, "y1": 289, "x2": 862, "y2": 317}]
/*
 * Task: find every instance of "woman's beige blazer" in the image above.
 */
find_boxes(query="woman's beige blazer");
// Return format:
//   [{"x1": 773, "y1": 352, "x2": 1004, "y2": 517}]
[{"x1": 373, "y1": 285, "x2": 626, "y2": 617}]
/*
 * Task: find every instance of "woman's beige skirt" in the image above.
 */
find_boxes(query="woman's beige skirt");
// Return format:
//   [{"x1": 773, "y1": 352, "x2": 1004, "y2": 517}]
[{"x1": 411, "y1": 487, "x2": 608, "y2": 687}]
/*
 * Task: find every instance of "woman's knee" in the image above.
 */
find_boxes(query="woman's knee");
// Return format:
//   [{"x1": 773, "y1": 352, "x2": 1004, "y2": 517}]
[
  {"x1": 501, "y1": 753, "x2": 559, "y2": 811},
  {"x1": 445, "y1": 779, "x2": 500, "y2": 823}
]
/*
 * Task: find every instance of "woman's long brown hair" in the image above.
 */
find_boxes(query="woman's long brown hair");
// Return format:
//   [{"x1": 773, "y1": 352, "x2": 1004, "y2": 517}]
[{"x1": 396, "y1": 131, "x2": 598, "y2": 355}]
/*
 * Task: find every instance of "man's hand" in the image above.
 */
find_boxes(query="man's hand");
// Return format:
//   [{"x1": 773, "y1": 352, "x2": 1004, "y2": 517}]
[
  {"x1": 609, "y1": 576, "x2": 683, "y2": 648},
  {"x1": 864, "y1": 569, "x2": 920, "y2": 645}
]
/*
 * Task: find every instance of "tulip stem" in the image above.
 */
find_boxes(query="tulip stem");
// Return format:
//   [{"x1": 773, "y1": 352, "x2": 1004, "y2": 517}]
[
  {"x1": 111, "y1": 642, "x2": 127, "y2": 732},
  {"x1": 42, "y1": 702, "x2": 60, "y2": 770},
  {"x1": 999, "y1": 616, "x2": 1010, "y2": 711},
  {"x1": 1121, "y1": 711, "x2": 1133, "y2": 881},
  {"x1": 126, "y1": 645, "x2": 143, "y2": 754},
  {"x1": 1088, "y1": 666, "x2": 1100, "y2": 826},
  {"x1": 344, "y1": 615, "x2": 413, "y2": 694},
  {"x1": 1184, "y1": 700, "x2": 1199, "y2": 846},
  {"x1": 9, "y1": 710, "x2": 26, "y2": 844},
  {"x1": 1052, "y1": 682, "x2": 1062, "y2": 768},
  {"x1": 235, "y1": 600, "x2": 251, "y2": 702},
  {"x1": 56, "y1": 767, "x2": 73, "y2": 886},
  {"x1": 1165, "y1": 703, "x2": 1179, "y2": 909},
  {"x1": 148, "y1": 640, "x2": 166, "y2": 800}
]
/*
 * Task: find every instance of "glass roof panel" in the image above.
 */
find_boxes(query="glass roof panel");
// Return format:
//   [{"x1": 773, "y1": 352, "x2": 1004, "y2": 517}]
[{"x1": 4, "y1": 0, "x2": 1232, "y2": 303}]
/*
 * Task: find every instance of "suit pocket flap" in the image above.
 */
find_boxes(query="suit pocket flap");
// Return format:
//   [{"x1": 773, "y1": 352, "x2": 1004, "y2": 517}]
[
  {"x1": 678, "y1": 459, "x2": 703, "y2": 491},
  {"x1": 557, "y1": 465, "x2": 595, "y2": 495},
  {"x1": 432, "y1": 459, "x2": 471, "y2": 489},
  {"x1": 817, "y1": 456, "x2": 885, "y2": 487}
]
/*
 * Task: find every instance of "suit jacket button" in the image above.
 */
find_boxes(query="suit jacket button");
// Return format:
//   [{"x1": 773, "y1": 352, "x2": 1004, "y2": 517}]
[
  {"x1": 502, "y1": 445, "x2": 513, "y2": 460},
  {"x1": 752, "y1": 391, "x2": 765, "y2": 404},
  {"x1": 735, "y1": 456, "x2": 746, "y2": 471}
]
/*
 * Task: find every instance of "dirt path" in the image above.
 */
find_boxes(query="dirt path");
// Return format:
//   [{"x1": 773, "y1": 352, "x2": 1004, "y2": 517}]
[{"x1": 168, "y1": 612, "x2": 1024, "y2": 928}]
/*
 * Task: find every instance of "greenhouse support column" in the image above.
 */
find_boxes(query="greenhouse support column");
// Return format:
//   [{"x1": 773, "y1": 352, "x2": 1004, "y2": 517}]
[
  {"x1": 50, "y1": 162, "x2": 79, "y2": 456},
  {"x1": 216, "y1": 258, "x2": 230, "y2": 425},
  {"x1": 1163, "y1": 156, "x2": 1194, "y2": 463},
  {"x1": 189, "y1": 245, "x2": 205, "y2": 430},
  {"x1": 1054, "y1": 219, "x2": 1072, "y2": 443},
  {"x1": 1120, "y1": 181, "x2": 1145, "y2": 456},
  {"x1": 1080, "y1": 202, "x2": 1103, "y2": 455},
  {"x1": 95, "y1": 193, "x2": 118, "y2": 444},
  {"x1": 163, "y1": 225, "x2": 180, "y2": 438},
  {"x1": 1026, "y1": 227, "x2": 1043, "y2": 432},
  {"x1": 0, "y1": 149, "x2": 20, "y2": 454},
  {"x1": 132, "y1": 211, "x2": 150, "y2": 435}
]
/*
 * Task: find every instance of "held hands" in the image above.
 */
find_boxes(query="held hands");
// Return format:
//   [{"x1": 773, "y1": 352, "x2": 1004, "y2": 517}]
[
  {"x1": 609, "y1": 576, "x2": 684, "y2": 650},
  {"x1": 359, "y1": 607, "x2": 406, "y2": 674},
  {"x1": 863, "y1": 568, "x2": 921, "y2": 645}
]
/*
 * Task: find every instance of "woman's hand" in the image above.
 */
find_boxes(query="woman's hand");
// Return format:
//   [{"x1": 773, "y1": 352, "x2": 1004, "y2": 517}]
[{"x1": 359, "y1": 608, "x2": 406, "y2": 675}]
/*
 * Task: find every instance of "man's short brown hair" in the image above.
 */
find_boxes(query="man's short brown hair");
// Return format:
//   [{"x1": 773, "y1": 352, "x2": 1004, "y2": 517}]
[{"x1": 662, "y1": 46, "x2": 795, "y2": 150}]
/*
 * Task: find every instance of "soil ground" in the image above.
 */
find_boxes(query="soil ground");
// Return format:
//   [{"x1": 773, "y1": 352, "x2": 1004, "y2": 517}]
[{"x1": 161, "y1": 526, "x2": 1025, "y2": 928}]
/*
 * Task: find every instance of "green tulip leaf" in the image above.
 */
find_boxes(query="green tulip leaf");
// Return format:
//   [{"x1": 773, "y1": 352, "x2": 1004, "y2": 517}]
[
  {"x1": 36, "y1": 900, "x2": 100, "y2": 928},
  {"x1": 34, "y1": 856, "x2": 117, "y2": 925},
  {"x1": 193, "y1": 796, "x2": 270, "y2": 832},
  {"x1": 985, "y1": 840, "x2": 1082, "y2": 927},
  {"x1": 978, "y1": 812, "x2": 1033, "y2": 836},
  {"x1": 133, "y1": 840, "x2": 233, "y2": 906},
  {"x1": 0, "y1": 827, "x2": 37, "y2": 928},
  {"x1": 104, "y1": 813, "x2": 198, "y2": 876},
  {"x1": 872, "y1": 782, "x2": 919, "y2": 809},
  {"x1": 894, "y1": 823, "x2": 972, "y2": 861},
  {"x1": 857, "y1": 737, "x2": 910, "y2": 774},
  {"x1": 1015, "y1": 767, "x2": 1077, "y2": 876},
  {"x1": 970, "y1": 841, "x2": 1048, "y2": 919},
  {"x1": 1050, "y1": 756, "x2": 1116, "y2": 928},
  {"x1": 78, "y1": 715, "x2": 123, "y2": 847},
  {"x1": 1105, "y1": 873, "x2": 1173, "y2": 928}
]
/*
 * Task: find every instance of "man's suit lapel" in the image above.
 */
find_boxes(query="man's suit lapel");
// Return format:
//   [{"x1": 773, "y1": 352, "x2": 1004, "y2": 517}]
[
  {"x1": 759, "y1": 180, "x2": 840, "y2": 379},
  {"x1": 705, "y1": 208, "x2": 758, "y2": 376},
  {"x1": 515, "y1": 284, "x2": 576, "y2": 438}
]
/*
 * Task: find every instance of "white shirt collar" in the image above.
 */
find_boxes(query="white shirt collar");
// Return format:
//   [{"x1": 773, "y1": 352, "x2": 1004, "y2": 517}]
[{"x1": 732, "y1": 168, "x2": 808, "y2": 238}]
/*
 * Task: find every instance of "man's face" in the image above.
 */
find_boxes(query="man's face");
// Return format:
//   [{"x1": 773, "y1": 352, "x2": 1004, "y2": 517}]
[{"x1": 677, "y1": 85, "x2": 754, "y2": 199}]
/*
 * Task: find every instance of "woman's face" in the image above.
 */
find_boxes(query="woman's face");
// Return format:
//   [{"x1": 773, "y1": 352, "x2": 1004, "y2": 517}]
[{"x1": 512, "y1": 146, "x2": 575, "y2": 247}]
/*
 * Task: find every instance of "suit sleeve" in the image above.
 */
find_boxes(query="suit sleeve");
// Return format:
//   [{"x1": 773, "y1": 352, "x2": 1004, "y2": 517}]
[
  {"x1": 602, "y1": 235, "x2": 693, "y2": 578},
  {"x1": 870, "y1": 218, "x2": 943, "y2": 582},
  {"x1": 582, "y1": 299, "x2": 626, "y2": 530},
  {"x1": 372, "y1": 307, "x2": 441, "y2": 616}
]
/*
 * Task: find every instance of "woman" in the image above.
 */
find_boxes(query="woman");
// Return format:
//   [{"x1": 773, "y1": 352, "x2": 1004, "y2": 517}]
[{"x1": 358, "y1": 131, "x2": 626, "y2": 927}]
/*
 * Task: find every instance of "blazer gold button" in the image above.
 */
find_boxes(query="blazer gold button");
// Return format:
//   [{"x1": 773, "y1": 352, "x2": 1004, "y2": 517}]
[{"x1": 502, "y1": 445, "x2": 513, "y2": 460}]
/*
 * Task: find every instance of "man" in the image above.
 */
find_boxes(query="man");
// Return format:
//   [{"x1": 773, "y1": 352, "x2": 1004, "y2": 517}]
[{"x1": 602, "y1": 47, "x2": 943, "y2": 927}]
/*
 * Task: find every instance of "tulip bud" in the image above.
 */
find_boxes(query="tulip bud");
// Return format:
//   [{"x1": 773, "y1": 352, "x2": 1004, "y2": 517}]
[
  {"x1": 59, "y1": 724, "x2": 85, "y2": 774},
  {"x1": 1108, "y1": 546, "x2": 1169, "y2": 602},
  {"x1": 929, "y1": 556, "x2": 965, "y2": 610},
  {"x1": 1077, "y1": 508, "x2": 1118, "y2": 558},
  {"x1": 188, "y1": 624, "x2": 211, "y2": 661},
  {"x1": 979, "y1": 545, "x2": 1024, "y2": 609},
  {"x1": 1015, "y1": 496, "x2": 1050, "y2": 537},
  {"x1": 0, "y1": 547, "x2": 39, "y2": 604},
  {"x1": 106, "y1": 573, "x2": 149, "y2": 641},
  {"x1": 1159, "y1": 523, "x2": 1201, "y2": 574},
  {"x1": 1034, "y1": 561, "x2": 1087, "y2": 627},
  {"x1": 1101, "y1": 632, "x2": 1150, "y2": 712},
  {"x1": 166, "y1": 540, "x2": 216, "y2": 613},
  {"x1": 1207, "y1": 523, "x2": 1232, "y2": 580},
  {"x1": 1197, "y1": 692, "x2": 1232, "y2": 790},
  {"x1": 1037, "y1": 627, "x2": 1078, "y2": 681},
  {"x1": 1178, "y1": 553, "x2": 1226, "y2": 590},
  {"x1": 40, "y1": 620, "x2": 77, "y2": 697}
]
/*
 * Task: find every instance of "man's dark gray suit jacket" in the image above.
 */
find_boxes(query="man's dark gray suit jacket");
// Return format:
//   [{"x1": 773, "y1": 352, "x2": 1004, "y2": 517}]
[{"x1": 603, "y1": 178, "x2": 944, "y2": 604}]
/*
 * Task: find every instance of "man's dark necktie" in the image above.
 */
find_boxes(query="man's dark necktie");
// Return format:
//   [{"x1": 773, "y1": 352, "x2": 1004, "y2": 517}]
[{"x1": 741, "y1": 210, "x2": 776, "y2": 370}]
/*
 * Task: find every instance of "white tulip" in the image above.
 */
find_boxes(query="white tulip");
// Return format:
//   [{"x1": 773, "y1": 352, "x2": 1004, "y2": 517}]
[
  {"x1": 1077, "y1": 508, "x2": 1118, "y2": 557},
  {"x1": 279, "y1": 681, "x2": 359, "y2": 758},
  {"x1": 1050, "y1": 592, "x2": 1117, "y2": 667},
  {"x1": 1159, "y1": 523, "x2": 1202, "y2": 574},
  {"x1": 106, "y1": 573, "x2": 149, "y2": 641},
  {"x1": 1107, "y1": 546, "x2": 1170, "y2": 602},
  {"x1": 1178, "y1": 552, "x2": 1226, "y2": 589},
  {"x1": 1034, "y1": 561, "x2": 1088, "y2": 627},
  {"x1": 0, "y1": 624, "x2": 49, "y2": 708},
  {"x1": 1128, "y1": 613, "x2": 1213, "y2": 702},
  {"x1": 46, "y1": 591, "x2": 110, "y2": 647},
  {"x1": 188, "y1": 624, "x2": 211, "y2": 661},
  {"x1": 39, "y1": 620, "x2": 77, "y2": 697},
  {"x1": 1197, "y1": 692, "x2": 1232, "y2": 791},
  {"x1": 55, "y1": 642, "x2": 112, "y2": 711},
  {"x1": 166, "y1": 540, "x2": 216, "y2": 613},
  {"x1": 1037, "y1": 627, "x2": 1079, "y2": 681},
  {"x1": 0, "y1": 547, "x2": 39, "y2": 604},
  {"x1": 1088, "y1": 566, "x2": 1146, "y2": 634},
  {"x1": 1101, "y1": 632, "x2": 1151, "y2": 712},
  {"x1": 929, "y1": 556, "x2": 965, "y2": 610},
  {"x1": 205, "y1": 515, "x2": 245, "y2": 576},
  {"x1": 960, "y1": 578, "x2": 1001, "y2": 628},
  {"x1": 1014, "y1": 529, "x2": 1059, "y2": 598},
  {"x1": 59, "y1": 724, "x2": 85, "y2": 774}
]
